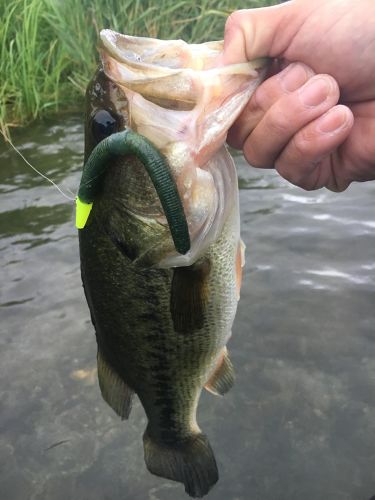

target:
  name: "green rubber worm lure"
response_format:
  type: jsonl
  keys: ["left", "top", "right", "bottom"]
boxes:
{"left": 76, "top": 128, "right": 191, "bottom": 255}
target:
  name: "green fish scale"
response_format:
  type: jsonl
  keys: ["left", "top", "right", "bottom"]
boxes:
{"left": 79, "top": 202, "right": 239, "bottom": 443}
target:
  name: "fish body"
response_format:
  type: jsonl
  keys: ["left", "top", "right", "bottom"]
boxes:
{"left": 79, "top": 32, "right": 267, "bottom": 497}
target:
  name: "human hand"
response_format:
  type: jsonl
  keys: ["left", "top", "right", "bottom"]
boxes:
{"left": 222, "top": 0, "right": 375, "bottom": 191}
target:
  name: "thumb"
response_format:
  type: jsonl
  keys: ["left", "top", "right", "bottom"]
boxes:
{"left": 221, "top": 3, "right": 294, "bottom": 65}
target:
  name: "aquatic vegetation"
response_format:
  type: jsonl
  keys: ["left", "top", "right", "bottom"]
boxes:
{"left": 0, "top": 0, "right": 277, "bottom": 137}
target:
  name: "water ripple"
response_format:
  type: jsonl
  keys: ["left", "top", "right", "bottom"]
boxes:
{"left": 305, "top": 268, "right": 370, "bottom": 285}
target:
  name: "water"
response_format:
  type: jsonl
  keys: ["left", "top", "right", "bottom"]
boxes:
{"left": 1, "top": 115, "right": 375, "bottom": 500}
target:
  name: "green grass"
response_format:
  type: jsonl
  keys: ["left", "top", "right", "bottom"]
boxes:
{"left": 1, "top": 0, "right": 277, "bottom": 137}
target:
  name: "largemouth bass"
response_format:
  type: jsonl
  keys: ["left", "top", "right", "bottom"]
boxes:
{"left": 78, "top": 30, "right": 267, "bottom": 498}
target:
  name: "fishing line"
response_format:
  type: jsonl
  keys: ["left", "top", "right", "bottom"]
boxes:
{"left": 5, "top": 137, "right": 76, "bottom": 202}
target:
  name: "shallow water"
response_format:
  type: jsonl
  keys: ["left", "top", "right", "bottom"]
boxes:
{"left": 1, "top": 115, "right": 374, "bottom": 500}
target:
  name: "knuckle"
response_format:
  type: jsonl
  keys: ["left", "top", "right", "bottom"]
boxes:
{"left": 303, "top": 180, "right": 321, "bottom": 191}
{"left": 276, "top": 161, "right": 308, "bottom": 188}
{"left": 224, "top": 10, "right": 244, "bottom": 34}
{"left": 265, "top": 111, "right": 290, "bottom": 137}
{"left": 243, "top": 143, "right": 258, "bottom": 167}
{"left": 290, "top": 129, "right": 316, "bottom": 158}
{"left": 276, "top": 151, "right": 324, "bottom": 190}
{"left": 328, "top": 182, "right": 349, "bottom": 193}
{"left": 224, "top": 10, "right": 253, "bottom": 60}
{"left": 243, "top": 141, "right": 272, "bottom": 169}
{"left": 243, "top": 90, "right": 265, "bottom": 120}
{"left": 250, "top": 85, "right": 269, "bottom": 114}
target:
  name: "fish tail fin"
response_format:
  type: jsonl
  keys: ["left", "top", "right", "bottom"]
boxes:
{"left": 143, "top": 428, "right": 218, "bottom": 498}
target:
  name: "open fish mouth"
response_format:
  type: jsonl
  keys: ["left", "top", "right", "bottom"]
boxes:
{"left": 93, "top": 30, "right": 269, "bottom": 267}
{"left": 100, "top": 29, "right": 268, "bottom": 106}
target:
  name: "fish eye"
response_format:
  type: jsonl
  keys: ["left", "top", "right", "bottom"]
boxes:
{"left": 91, "top": 109, "right": 118, "bottom": 143}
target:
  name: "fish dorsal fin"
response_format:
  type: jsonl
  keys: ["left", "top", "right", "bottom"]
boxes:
{"left": 170, "top": 259, "right": 211, "bottom": 334}
{"left": 205, "top": 347, "right": 235, "bottom": 396}
{"left": 97, "top": 350, "right": 134, "bottom": 419}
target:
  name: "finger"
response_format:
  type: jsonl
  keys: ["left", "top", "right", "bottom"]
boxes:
{"left": 227, "top": 62, "right": 315, "bottom": 149}
{"left": 242, "top": 74, "right": 340, "bottom": 168}
{"left": 221, "top": 3, "right": 294, "bottom": 64}
{"left": 275, "top": 105, "right": 354, "bottom": 190}
{"left": 336, "top": 100, "right": 375, "bottom": 183}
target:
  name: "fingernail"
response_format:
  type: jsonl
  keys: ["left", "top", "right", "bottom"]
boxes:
{"left": 279, "top": 63, "right": 311, "bottom": 92}
{"left": 317, "top": 107, "right": 349, "bottom": 134}
{"left": 299, "top": 77, "right": 331, "bottom": 107}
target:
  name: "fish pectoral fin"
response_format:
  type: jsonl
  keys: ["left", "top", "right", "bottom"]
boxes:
{"left": 205, "top": 347, "right": 235, "bottom": 396}
{"left": 103, "top": 206, "right": 174, "bottom": 267}
{"left": 143, "top": 428, "right": 218, "bottom": 498}
{"left": 97, "top": 350, "right": 134, "bottom": 420}
{"left": 170, "top": 259, "right": 211, "bottom": 334}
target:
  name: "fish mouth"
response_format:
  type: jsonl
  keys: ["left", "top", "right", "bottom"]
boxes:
{"left": 100, "top": 29, "right": 268, "bottom": 72}
{"left": 97, "top": 30, "right": 270, "bottom": 267}
{"left": 99, "top": 29, "right": 269, "bottom": 108}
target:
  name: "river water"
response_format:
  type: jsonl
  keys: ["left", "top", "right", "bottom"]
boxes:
{"left": 1, "top": 115, "right": 374, "bottom": 500}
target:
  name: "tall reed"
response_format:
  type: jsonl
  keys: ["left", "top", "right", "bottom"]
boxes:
{"left": 1, "top": 0, "right": 277, "bottom": 136}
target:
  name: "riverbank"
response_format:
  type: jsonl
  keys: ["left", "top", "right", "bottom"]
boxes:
{"left": 1, "top": 0, "right": 276, "bottom": 137}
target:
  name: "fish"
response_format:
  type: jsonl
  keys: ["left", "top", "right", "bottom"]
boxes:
{"left": 78, "top": 29, "right": 268, "bottom": 498}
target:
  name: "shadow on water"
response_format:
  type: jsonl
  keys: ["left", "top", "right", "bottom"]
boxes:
{"left": 1, "top": 115, "right": 375, "bottom": 500}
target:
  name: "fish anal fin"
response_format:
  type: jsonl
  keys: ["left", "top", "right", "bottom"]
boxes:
{"left": 143, "top": 428, "right": 218, "bottom": 498}
{"left": 205, "top": 347, "right": 235, "bottom": 396}
{"left": 97, "top": 350, "right": 134, "bottom": 420}
{"left": 170, "top": 259, "right": 211, "bottom": 334}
